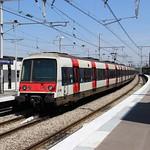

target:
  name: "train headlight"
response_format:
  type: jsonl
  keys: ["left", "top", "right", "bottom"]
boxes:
{"left": 48, "top": 85, "right": 53, "bottom": 91}
{"left": 22, "top": 85, "right": 27, "bottom": 91}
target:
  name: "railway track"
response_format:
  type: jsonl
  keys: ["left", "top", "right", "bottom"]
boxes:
{"left": 0, "top": 115, "right": 49, "bottom": 139}
{"left": 0, "top": 107, "right": 13, "bottom": 116}
{"left": 0, "top": 115, "right": 24, "bottom": 127}
{"left": 24, "top": 76, "right": 144, "bottom": 150}
{"left": 0, "top": 76, "right": 144, "bottom": 150}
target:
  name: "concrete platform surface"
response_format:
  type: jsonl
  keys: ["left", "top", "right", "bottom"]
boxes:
{"left": 97, "top": 91, "right": 150, "bottom": 150}
{"left": 0, "top": 91, "right": 16, "bottom": 102}
{"left": 50, "top": 75, "right": 150, "bottom": 150}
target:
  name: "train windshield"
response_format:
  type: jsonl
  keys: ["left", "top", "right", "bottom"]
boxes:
{"left": 21, "top": 59, "right": 57, "bottom": 82}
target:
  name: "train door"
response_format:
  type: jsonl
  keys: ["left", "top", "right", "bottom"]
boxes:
{"left": 105, "top": 63, "right": 109, "bottom": 87}
{"left": 91, "top": 61, "right": 97, "bottom": 90}
{"left": 72, "top": 58, "right": 80, "bottom": 94}
{"left": 62, "top": 67, "right": 69, "bottom": 96}
{"left": 8, "top": 64, "right": 11, "bottom": 89}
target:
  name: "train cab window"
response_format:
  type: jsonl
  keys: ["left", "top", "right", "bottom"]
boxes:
{"left": 21, "top": 59, "right": 57, "bottom": 82}
{"left": 21, "top": 60, "right": 31, "bottom": 81}
{"left": 32, "top": 59, "right": 56, "bottom": 82}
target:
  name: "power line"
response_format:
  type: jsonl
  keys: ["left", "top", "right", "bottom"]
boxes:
{"left": 103, "top": 1, "right": 139, "bottom": 56}
{"left": 2, "top": 7, "right": 102, "bottom": 49}
{"left": 48, "top": 2, "right": 130, "bottom": 61}
{"left": 6, "top": 32, "right": 51, "bottom": 44}
{"left": 64, "top": 0, "right": 138, "bottom": 56}
{"left": 51, "top": 4, "right": 115, "bottom": 47}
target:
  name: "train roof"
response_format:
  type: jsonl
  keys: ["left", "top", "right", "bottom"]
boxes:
{"left": 25, "top": 52, "right": 107, "bottom": 62}
{"left": 25, "top": 52, "right": 72, "bottom": 59}
{"left": 24, "top": 52, "right": 134, "bottom": 68}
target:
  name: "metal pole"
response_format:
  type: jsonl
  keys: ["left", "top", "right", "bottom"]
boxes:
{"left": 149, "top": 52, "right": 150, "bottom": 67}
{"left": 59, "top": 37, "right": 61, "bottom": 52}
{"left": 98, "top": 33, "right": 100, "bottom": 61}
{"left": 13, "top": 25, "right": 17, "bottom": 91}
{"left": 0, "top": 1, "right": 4, "bottom": 93}
{"left": 140, "top": 47, "right": 142, "bottom": 74}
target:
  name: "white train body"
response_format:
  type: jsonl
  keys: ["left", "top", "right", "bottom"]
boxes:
{"left": 16, "top": 52, "right": 136, "bottom": 107}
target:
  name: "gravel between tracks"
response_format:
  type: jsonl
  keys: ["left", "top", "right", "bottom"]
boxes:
{"left": 0, "top": 114, "right": 21, "bottom": 124}
{"left": 0, "top": 76, "right": 139, "bottom": 150}
{"left": 0, "top": 118, "right": 25, "bottom": 135}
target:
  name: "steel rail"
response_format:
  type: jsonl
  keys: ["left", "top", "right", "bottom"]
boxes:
{"left": 0, "top": 116, "right": 49, "bottom": 138}
{"left": 25, "top": 77, "right": 141, "bottom": 150}
{"left": 0, "top": 115, "right": 24, "bottom": 126}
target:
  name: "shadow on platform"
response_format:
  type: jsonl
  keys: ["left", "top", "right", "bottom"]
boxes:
{"left": 122, "top": 101, "right": 150, "bottom": 124}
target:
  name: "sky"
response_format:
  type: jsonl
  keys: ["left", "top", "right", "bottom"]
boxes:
{"left": 2, "top": 0, "right": 150, "bottom": 67}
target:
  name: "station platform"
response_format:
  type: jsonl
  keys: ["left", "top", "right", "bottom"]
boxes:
{"left": 50, "top": 75, "right": 150, "bottom": 150}
{"left": 0, "top": 90, "right": 15, "bottom": 103}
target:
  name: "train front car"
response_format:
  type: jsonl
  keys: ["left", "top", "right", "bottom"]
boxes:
{"left": 15, "top": 55, "right": 57, "bottom": 109}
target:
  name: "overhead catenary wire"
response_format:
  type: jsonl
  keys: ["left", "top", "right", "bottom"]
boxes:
{"left": 50, "top": 4, "right": 115, "bottom": 47}
{"left": 103, "top": 0, "right": 140, "bottom": 56}
{"left": 5, "top": 32, "right": 54, "bottom": 45}
{"left": 3, "top": 3, "right": 130, "bottom": 63}
{"left": 4, "top": 7, "right": 120, "bottom": 59}
{"left": 2, "top": 7, "right": 101, "bottom": 49}
{"left": 64, "top": 0, "right": 139, "bottom": 56}
{"left": 47, "top": 3, "right": 125, "bottom": 57}
{"left": 47, "top": 2, "right": 130, "bottom": 61}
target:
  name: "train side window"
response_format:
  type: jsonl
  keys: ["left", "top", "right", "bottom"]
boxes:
{"left": 69, "top": 68, "right": 73, "bottom": 84}
{"left": 84, "top": 68, "right": 92, "bottom": 82}
{"left": 110, "top": 69, "right": 115, "bottom": 78}
{"left": 62, "top": 67, "right": 73, "bottom": 85}
{"left": 80, "top": 68, "right": 84, "bottom": 83}
{"left": 96, "top": 69, "right": 105, "bottom": 80}
{"left": 62, "top": 67, "right": 67, "bottom": 85}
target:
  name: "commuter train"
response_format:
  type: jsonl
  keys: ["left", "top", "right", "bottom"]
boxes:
{"left": 15, "top": 52, "right": 136, "bottom": 108}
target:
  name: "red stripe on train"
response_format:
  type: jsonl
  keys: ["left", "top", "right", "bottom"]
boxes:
{"left": 19, "top": 82, "right": 56, "bottom": 93}
{"left": 71, "top": 58, "right": 80, "bottom": 93}
{"left": 105, "top": 63, "right": 109, "bottom": 87}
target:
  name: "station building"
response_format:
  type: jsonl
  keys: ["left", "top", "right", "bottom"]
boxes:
{"left": 1, "top": 56, "right": 23, "bottom": 91}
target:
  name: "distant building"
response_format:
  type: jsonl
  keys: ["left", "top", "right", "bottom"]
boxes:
{"left": 2, "top": 56, "right": 23, "bottom": 91}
